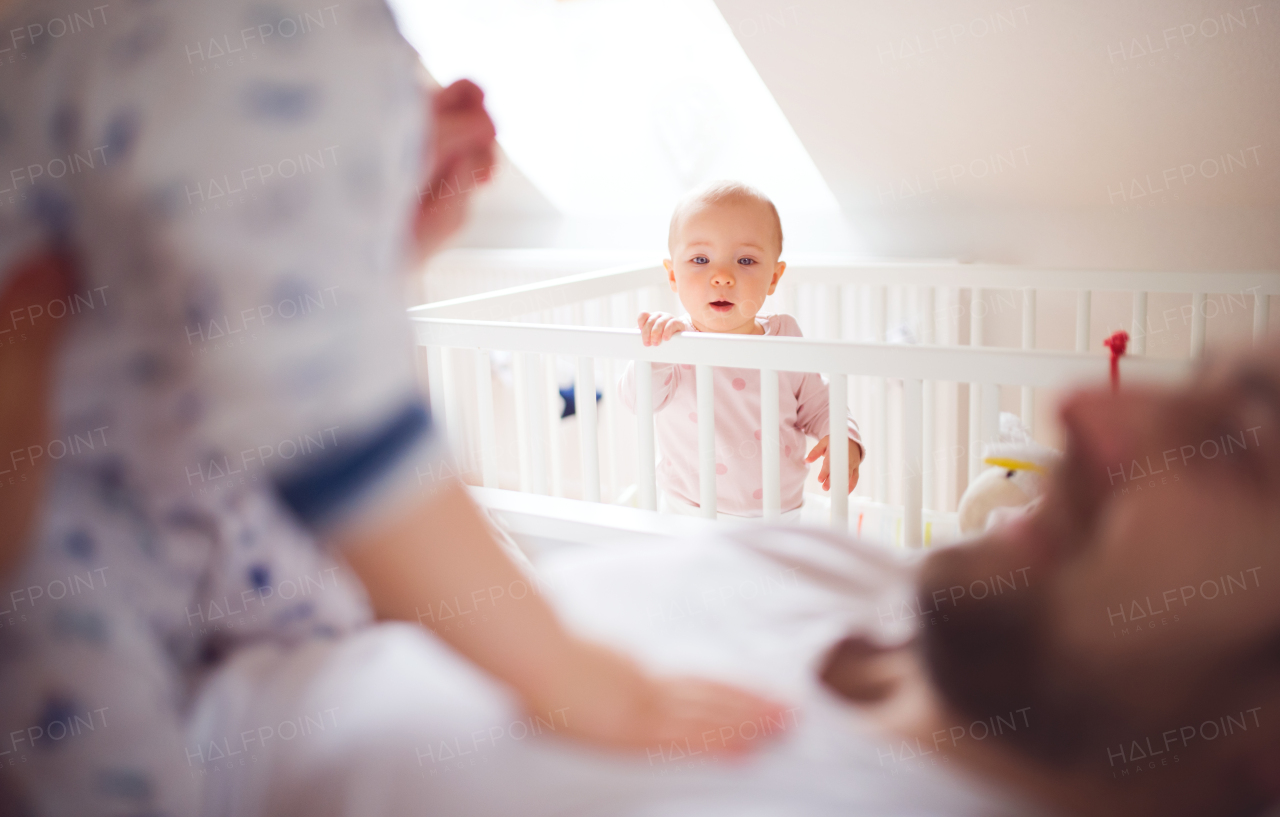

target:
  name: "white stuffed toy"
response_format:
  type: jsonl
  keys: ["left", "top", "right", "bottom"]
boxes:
{"left": 957, "top": 413, "right": 1060, "bottom": 535}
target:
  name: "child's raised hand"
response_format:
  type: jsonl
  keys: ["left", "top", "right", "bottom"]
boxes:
{"left": 411, "top": 79, "right": 497, "bottom": 264}
{"left": 638, "top": 312, "right": 687, "bottom": 347}
{"left": 806, "top": 436, "right": 863, "bottom": 493}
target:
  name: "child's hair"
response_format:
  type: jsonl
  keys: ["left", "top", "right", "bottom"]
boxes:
{"left": 667, "top": 180, "right": 783, "bottom": 256}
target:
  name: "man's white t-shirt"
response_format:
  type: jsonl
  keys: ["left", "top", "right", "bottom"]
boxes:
{"left": 191, "top": 527, "right": 1045, "bottom": 816}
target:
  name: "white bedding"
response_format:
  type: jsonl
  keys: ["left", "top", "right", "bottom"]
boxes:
{"left": 188, "top": 528, "right": 1043, "bottom": 817}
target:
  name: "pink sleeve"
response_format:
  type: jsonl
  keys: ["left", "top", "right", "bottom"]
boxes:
{"left": 773, "top": 314, "right": 865, "bottom": 457}
{"left": 794, "top": 373, "right": 866, "bottom": 457}
{"left": 617, "top": 360, "right": 681, "bottom": 413}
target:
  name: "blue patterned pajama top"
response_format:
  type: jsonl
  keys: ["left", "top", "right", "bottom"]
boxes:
{"left": 0, "top": 1, "right": 445, "bottom": 813}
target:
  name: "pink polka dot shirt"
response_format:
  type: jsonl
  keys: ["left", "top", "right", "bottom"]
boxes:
{"left": 618, "top": 313, "right": 863, "bottom": 516}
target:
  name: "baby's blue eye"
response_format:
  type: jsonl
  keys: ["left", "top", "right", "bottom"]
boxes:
{"left": 738, "top": 258, "right": 756, "bottom": 265}
{"left": 692, "top": 256, "right": 708, "bottom": 264}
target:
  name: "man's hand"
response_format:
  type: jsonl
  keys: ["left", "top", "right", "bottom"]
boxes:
{"left": 411, "top": 78, "right": 497, "bottom": 264}
{"left": 638, "top": 312, "right": 687, "bottom": 347}
{"left": 806, "top": 436, "right": 862, "bottom": 493}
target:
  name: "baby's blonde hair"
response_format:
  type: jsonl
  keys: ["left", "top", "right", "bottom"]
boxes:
{"left": 667, "top": 181, "right": 783, "bottom": 256}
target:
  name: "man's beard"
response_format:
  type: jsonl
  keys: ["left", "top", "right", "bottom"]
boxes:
{"left": 916, "top": 544, "right": 1128, "bottom": 771}
{"left": 917, "top": 427, "right": 1137, "bottom": 772}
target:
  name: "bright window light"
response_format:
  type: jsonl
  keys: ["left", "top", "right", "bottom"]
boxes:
{"left": 387, "top": 0, "right": 841, "bottom": 220}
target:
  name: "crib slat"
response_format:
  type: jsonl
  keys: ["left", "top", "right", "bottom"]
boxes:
{"left": 528, "top": 354, "right": 550, "bottom": 494}
{"left": 797, "top": 282, "right": 813, "bottom": 336}
{"left": 888, "top": 285, "right": 902, "bottom": 341}
{"left": 601, "top": 358, "right": 619, "bottom": 502}
{"left": 760, "top": 368, "right": 781, "bottom": 520}
{"left": 970, "top": 287, "right": 985, "bottom": 348}
{"left": 544, "top": 354, "right": 563, "bottom": 497}
{"left": 1190, "top": 293, "right": 1207, "bottom": 358}
{"left": 1020, "top": 288, "right": 1035, "bottom": 435}
{"left": 840, "top": 284, "right": 856, "bottom": 340}
{"left": 874, "top": 285, "right": 887, "bottom": 342}
{"left": 625, "top": 291, "right": 638, "bottom": 331}
{"left": 981, "top": 383, "right": 1000, "bottom": 462}
{"left": 905, "top": 285, "right": 917, "bottom": 344}
{"left": 603, "top": 298, "right": 620, "bottom": 502}
{"left": 475, "top": 350, "right": 498, "bottom": 489}
{"left": 937, "top": 286, "right": 957, "bottom": 510}
{"left": 576, "top": 356, "right": 600, "bottom": 502}
{"left": 873, "top": 377, "right": 888, "bottom": 504}
{"left": 968, "top": 288, "right": 984, "bottom": 482}
{"left": 922, "top": 380, "right": 936, "bottom": 511}
{"left": 1255, "top": 291, "right": 1270, "bottom": 342}
{"left": 440, "top": 348, "right": 465, "bottom": 466}
{"left": 903, "top": 378, "right": 923, "bottom": 548}
{"left": 512, "top": 353, "right": 533, "bottom": 493}
{"left": 636, "top": 361, "right": 657, "bottom": 511}
{"left": 873, "top": 286, "right": 888, "bottom": 503}
{"left": 824, "top": 284, "right": 841, "bottom": 340}
{"left": 1075, "top": 290, "right": 1091, "bottom": 352}
{"left": 1020, "top": 289, "right": 1035, "bottom": 342}
{"left": 1132, "top": 291, "right": 1148, "bottom": 354}
{"left": 920, "top": 286, "right": 936, "bottom": 344}
{"left": 938, "top": 286, "right": 953, "bottom": 347}
{"left": 696, "top": 364, "right": 717, "bottom": 519}
{"left": 426, "top": 345, "right": 447, "bottom": 443}
{"left": 828, "top": 372, "right": 849, "bottom": 531}
{"left": 967, "top": 385, "right": 981, "bottom": 483}
{"left": 920, "top": 287, "right": 935, "bottom": 512}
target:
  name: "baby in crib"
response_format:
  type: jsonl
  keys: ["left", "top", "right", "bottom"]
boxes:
{"left": 619, "top": 181, "right": 864, "bottom": 520}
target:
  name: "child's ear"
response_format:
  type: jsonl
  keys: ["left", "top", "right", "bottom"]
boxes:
{"left": 767, "top": 260, "right": 786, "bottom": 295}
{"left": 663, "top": 259, "right": 678, "bottom": 292}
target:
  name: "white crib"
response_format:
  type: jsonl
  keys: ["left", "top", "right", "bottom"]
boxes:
{"left": 410, "top": 257, "right": 1278, "bottom": 551}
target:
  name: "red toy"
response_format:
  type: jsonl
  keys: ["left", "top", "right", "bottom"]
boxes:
{"left": 1103, "top": 330, "right": 1129, "bottom": 392}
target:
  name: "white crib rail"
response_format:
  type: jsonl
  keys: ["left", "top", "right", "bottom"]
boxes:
{"left": 411, "top": 263, "right": 662, "bottom": 321}
{"left": 414, "top": 318, "right": 1189, "bottom": 548}
{"left": 414, "top": 261, "right": 1280, "bottom": 339}
{"left": 413, "top": 258, "right": 1277, "bottom": 546}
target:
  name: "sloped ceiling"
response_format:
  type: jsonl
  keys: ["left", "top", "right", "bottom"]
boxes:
{"left": 712, "top": 0, "right": 1280, "bottom": 267}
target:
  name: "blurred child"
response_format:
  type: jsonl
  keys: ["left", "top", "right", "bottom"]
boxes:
{"left": 619, "top": 181, "right": 864, "bottom": 520}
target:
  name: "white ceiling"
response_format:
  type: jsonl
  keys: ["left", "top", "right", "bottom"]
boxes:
{"left": 713, "top": 0, "right": 1278, "bottom": 211}
{"left": 710, "top": 0, "right": 1279, "bottom": 266}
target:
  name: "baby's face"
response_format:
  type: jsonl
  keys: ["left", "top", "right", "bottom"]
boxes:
{"left": 665, "top": 199, "right": 785, "bottom": 334}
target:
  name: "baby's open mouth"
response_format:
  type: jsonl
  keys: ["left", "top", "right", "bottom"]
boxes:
{"left": 709, "top": 300, "right": 735, "bottom": 313}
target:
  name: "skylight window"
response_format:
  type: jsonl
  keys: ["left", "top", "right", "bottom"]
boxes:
{"left": 387, "top": 0, "right": 841, "bottom": 221}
